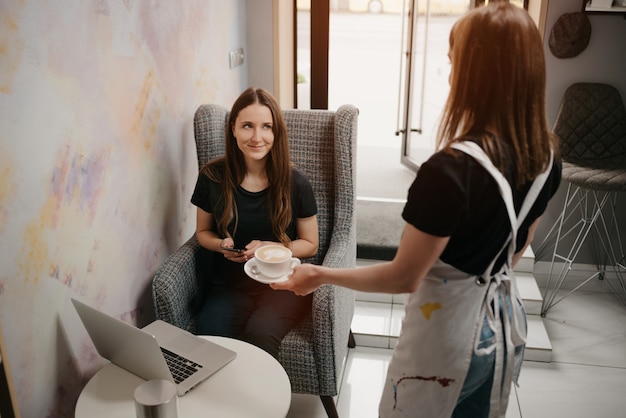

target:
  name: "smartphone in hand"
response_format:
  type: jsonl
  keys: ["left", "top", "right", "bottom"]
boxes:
{"left": 222, "top": 247, "right": 244, "bottom": 253}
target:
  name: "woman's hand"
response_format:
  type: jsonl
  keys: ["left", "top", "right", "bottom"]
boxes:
{"left": 220, "top": 238, "right": 247, "bottom": 263}
{"left": 270, "top": 264, "right": 323, "bottom": 296}
{"left": 243, "top": 240, "right": 265, "bottom": 254}
{"left": 223, "top": 240, "right": 275, "bottom": 263}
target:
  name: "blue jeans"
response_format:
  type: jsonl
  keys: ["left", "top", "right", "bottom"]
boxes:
{"left": 452, "top": 295, "right": 526, "bottom": 418}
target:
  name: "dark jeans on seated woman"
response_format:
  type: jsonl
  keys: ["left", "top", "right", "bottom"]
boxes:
{"left": 196, "top": 282, "right": 312, "bottom": 359}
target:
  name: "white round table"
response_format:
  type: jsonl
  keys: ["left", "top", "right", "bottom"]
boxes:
{"left": 75, "top": 336, "right": 291, "bottom": 418}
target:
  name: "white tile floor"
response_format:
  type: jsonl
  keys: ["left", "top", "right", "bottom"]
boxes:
{"left": 286, "top": 275, "right": 626, "bottom": 418}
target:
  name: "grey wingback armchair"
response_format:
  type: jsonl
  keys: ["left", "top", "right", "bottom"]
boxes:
{"left": 152, "top": 103, "right": 358, "bottom": 417}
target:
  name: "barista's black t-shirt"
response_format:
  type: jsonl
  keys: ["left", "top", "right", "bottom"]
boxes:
{"left": 402, "top": 142, "right": 561, "bottom": 276}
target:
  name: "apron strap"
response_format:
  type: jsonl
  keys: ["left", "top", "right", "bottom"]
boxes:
{"left": 450, "top": 141, "right": 553, "bottom": 275}
{"left": 451, "top": 142, "right": 517, "bottom": 274}
{"left": 516, "top": 151, "right": 554, "bottom": 228}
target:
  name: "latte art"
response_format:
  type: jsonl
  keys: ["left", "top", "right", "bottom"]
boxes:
{"left": 253, "top": 245, "right": 299, "bottom": 279}
{"left": 256, "top": 246, "right": 290, "bottom": 262}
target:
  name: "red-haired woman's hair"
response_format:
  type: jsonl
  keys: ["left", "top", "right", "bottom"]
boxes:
{"left": 438, "top": 2, "right": 557, "bottom": 186}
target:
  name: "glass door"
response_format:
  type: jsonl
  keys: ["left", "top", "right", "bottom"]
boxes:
{"left": 399, "top": 0, "right": 528, "bottom": 170}
{"left": 399, "top": 0, "right": 471, "bottom": 170}
{"left": 298, "top": 0, "right": 414, "bottom": 200}
{"left": 296, "top": 0, "right": 529, "bottom": 195}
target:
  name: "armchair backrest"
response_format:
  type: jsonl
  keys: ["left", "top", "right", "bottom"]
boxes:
{"left": 193, "top": 104, "right": 359, "bottom": 265}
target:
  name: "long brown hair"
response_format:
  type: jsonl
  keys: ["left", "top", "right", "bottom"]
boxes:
{"left": 438, "top": 2, "right": 557, "bottom": 187}
{"left": 202, "top": 87, "right": 292, "bottom": 245}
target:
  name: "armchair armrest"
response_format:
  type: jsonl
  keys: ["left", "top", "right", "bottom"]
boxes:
{"left": 152, "top": 235, "right": 210, "bottom": 331}
{"left": 311, "top": 227, "right": 357, "bottom": 392}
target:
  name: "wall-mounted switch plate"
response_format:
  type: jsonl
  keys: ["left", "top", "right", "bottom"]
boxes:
{"left": 229, "top": 48, "right": 244, "bottom": 69}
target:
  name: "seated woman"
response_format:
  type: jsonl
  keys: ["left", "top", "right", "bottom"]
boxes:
{"left": 190, "top": 87, "right": 319, "bottom": 358}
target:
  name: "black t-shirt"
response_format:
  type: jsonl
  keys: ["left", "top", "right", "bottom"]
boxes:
{"left": 402, "top": 145, "right": 561, "bottom": 276}
{"left": 191, "top": 166, "right": 317, "bottom": 286}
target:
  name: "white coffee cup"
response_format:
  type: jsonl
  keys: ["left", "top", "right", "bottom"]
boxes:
{"left": 254, "top": 245, "right": 301, "bottom": 278}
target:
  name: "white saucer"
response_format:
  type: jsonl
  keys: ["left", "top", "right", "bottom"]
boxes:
{"left": 244, "top": 259, "right": 289, "bottom": 284}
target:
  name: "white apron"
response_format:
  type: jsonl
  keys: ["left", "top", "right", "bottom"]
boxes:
{"left": 379, "top": 142, "right": 553, "bottom": 418}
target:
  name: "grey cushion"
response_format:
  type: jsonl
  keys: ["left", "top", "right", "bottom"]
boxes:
{"left": 563, "top": 162, "right": 626, "bottom": 192}
{"left": 153, "top": 104, "right": 359, "bottom": 397}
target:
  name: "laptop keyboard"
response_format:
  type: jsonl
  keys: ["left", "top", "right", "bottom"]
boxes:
{"left": 161, "top": 347, "right": 203, "bottom": 384}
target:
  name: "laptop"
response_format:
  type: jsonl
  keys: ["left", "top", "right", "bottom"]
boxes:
{"left": 71, "top": 298, "right": 236, "bottom": 396}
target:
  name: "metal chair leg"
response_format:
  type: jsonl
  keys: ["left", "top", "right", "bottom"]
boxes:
{"left": 541, "top": 184, "right": 626, "bottom": 316}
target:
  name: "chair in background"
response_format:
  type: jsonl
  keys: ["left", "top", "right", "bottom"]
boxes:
{"left": 153, "top": 103, "right": 358, "bottom": 417}
{"left": 538, "top": 82, "right": 626, "bottom": 316}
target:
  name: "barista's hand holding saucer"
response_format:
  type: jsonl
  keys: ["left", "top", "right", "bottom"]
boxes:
{"left": 270, "top": 262, "right": 324, "bottom": 296}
